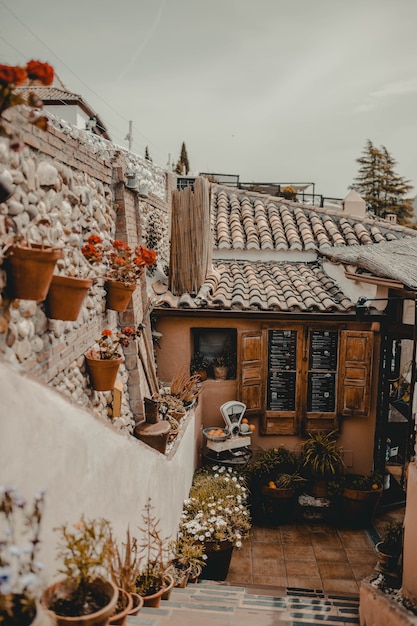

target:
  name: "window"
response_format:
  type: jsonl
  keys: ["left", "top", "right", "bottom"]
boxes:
{"left": 239, "top": 325, "right": 374, "bottom": 435}
{"left": 192, "top": 328, "right": 237, "bottom": 379}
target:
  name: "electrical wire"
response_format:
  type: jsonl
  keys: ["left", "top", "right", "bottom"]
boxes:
{"left": 0, "top": 1, "right": 168, "bottom": 161}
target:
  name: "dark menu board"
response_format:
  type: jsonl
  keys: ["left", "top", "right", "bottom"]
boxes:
{"left": 267, "top": 330, "right": 297, "bottom": 411}
{"left": 268, "top": 372, "right": 296, "bottom": 411}
{"left": 268, "top": 330, "right": 297, "bottom": 369}
{"left": 309, "top": 330, "right": 338, "bottom": 370}
{"left": 307, "top": 373, "right": 336, "bottom": 412}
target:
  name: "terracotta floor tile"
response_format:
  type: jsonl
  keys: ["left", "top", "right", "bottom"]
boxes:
{"left": 287, "top": 576, "right": 322, "bottom": 589}
{"left": 251, "top": 527, "right": 281, "bottom": 542}
{"left": 313, "top": 546, "right": 348, "bottom": 562}
{"left": 251, "top": 543, "right": 283, "bottom": 559}
{"left": 285, "top": 560, "right": 320, "bottom": 577}
{"left": 280, "top": 529, "right": 312, "bottom": 545}
{"left": 282, "top": 544, "right": 316, "bottom": 561}
{"left": 310, "top": 532, "right": 343, "bottom": 548}
{"left": 252, "top": 558, "right": 286, "bottom": 576}
{"left": 345, "top": 547, "right": 377, "bottom": 564}
{"left": 321, "top": 578, "right": 359, "bottom": 594}
{"left": 253, "top": 574, "right": 288, "bottom": 587}
{"left": 228, "top": 556, "right": 253, "bottom": 576}
{"left": 351, "top": 562, "right": 378, "bottom": 581}
{"left": 317, "top": 561, "right": 354, "bottom": 580}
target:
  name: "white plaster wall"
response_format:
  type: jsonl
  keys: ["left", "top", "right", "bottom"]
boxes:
{"left": 322, "top": 261, "right": 380, "bottom": 306}
{"left": 0, "top": 360, "right": 195, "bottom": 584}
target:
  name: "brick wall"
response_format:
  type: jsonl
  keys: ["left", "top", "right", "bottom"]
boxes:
{"left": 0, "top": 112, "right": 171, "bottom": 429}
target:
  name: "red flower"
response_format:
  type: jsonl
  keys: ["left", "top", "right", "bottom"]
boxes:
{"left": 102, "top": 329, "right": 112, "bottom": 337}
{"left": 88, "top": 234, "right": 102, "bottom": 245}
{"left": 113, "top": 240, "right": 130, "bottom": 251}
{"left": 0, "top": 65, "right": 27, "bottom": 86}
{"left": 26, "top": 60, "right": 54, "bottom": 86}
{"left": 137, "top": 246, "right": 157, "bottom": 267}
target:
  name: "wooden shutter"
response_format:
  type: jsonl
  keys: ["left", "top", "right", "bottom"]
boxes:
{"left": 337, "top": 330, "right": 374, "bottom": 417}
{"left": 238, "top": 330, "right": 265, "bottom": 415}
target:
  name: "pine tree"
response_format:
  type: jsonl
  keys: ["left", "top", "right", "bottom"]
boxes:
{"left": 350, "top": 140, "right": 415, "bottom": 224}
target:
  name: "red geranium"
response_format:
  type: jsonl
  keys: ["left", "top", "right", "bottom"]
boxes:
{"left": 26, "top": 60, "right": 54, "bottom": 86}
{"left": 92, "top": 326, "right": 143, "bottom": 360}
{"left": 82, "top": 234, "right": 156, "bottom": 284}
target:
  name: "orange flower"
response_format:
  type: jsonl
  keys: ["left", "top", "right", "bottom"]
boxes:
{"left": 82, "top": 233, "right": 157, "bottom": 284}
{"left": 26, "top": 60, "right": 54, "bottom": 86}
{"left": 102, "top": 329, "right": 112, "bottom": 337}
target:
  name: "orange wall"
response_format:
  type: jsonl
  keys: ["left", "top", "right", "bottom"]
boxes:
{"left": 154, "top": 314, "right": 379, "bottom": 474}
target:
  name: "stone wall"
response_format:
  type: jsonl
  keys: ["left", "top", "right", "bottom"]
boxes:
{"left": 0, "top": 111, "right": 172, "bottom": 431}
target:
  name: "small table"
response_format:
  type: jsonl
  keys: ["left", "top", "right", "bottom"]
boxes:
{"left": 202, "top": 446, "right": 253, "bottom": 469}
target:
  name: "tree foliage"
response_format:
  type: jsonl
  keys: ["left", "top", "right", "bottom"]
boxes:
{"left": 175, "top": 142, "right": 190, "bottom": 175}
{"left": 350, "top": 140, "right": 415, "bottom": 225}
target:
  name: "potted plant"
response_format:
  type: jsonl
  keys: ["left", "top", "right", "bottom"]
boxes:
{"left": 178, "top": 465, "right": 251, "bottom": 581}
{"left": 341, "top": 473, "right": 383, "bottom": 528}
{"left": 261, "top": 472, "right": 307, "bottom": 525}
{"left": 375, "top": 521, "right": 403, "bottom": 575}
{"left": 133, "top": 499, "right": 171, "bottom": 608}
{"left": 212, "top": 355, "right": 231, "bottom": 380}
{"left": 81, "top": 234, "right": 156, "bottom": 312}
{"left": 299, "top": 430, "right": 345, "bottom": 498}
{"left": 190, "top": 352, "right": 210, "bottom": 381}
{"left": 245, "top": 446, "right": 300, "bottom": 523}
{"left": 85, "top": 326, "right": 142, "bottom": 391}
{"left": 41, "top": 516, "right": 118, "bottom": 626}
{"left": 167, "top": 535, "right": 206, "bottom": 589}
{"left": 3, "top": 232, "right": 63, "bottom": 303}
{"left": 105, "top": 528, "right": 144, "bottom": 623}
{"left": 0, "top": 487, "right": 54, "bottom": 626}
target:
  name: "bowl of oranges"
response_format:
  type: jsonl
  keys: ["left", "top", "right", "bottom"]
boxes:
{"left": 203, "top": 427, "right": 230, "bottom": 442}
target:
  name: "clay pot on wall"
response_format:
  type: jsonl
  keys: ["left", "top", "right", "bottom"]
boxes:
{"left": 45, "top": 275, "right": 93, "bottom": 321}
{"left": 105, "top": 279, "right": 136, "bottom": 312}
{"left": 85, "top": 349, "right": 123, "bottom": 392}
{"left": 213, "top": 365, "right": 229, "bottom": 380}
{"left": 5, "top": 243, "right": 63, "bottom": 301}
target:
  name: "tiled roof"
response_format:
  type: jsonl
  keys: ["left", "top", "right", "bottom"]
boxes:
{"left": 211, "top": 186, "right": 414, "bottom": 251}
{"left": 155, "top": 261, "right": 354, "bottom": 312}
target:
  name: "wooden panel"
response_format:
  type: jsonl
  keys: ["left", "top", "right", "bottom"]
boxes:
{"left": 238, "top": 330, "right": 265, "bottom": 415}
{"left": 337, "top": 330, "right": 374, "bottom": 417}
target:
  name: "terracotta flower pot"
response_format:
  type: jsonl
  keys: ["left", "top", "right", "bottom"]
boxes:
{"left": 109, "top": 588, "right": 133, "bottom": 626}
{"left": 41, "top": 577, "right": 118, "bottom": 626}
{"left": 213, "top": 365, "right": 229, "bottom": 380}
{"left": 5, "top": 243, "right": 63, "bottom": 301}
{"left": 45, "top": 275, "right": 93, "bottom": 321}
{"left": 105, "top": 279, "right": 136, "bottom": 312}
{"left": 85, "top": 349, "right": 123, "bottom": 391}
{"left": 341, "top": 486, "right": 382, "bottom": 529}
{"left": 161, "top": 574, "right": 175, "bottom": 600}
{"left": 127, "top": 593, "right": 143, "bottom": 616}
{"left": 141, "top": 576, "right": 170, "bottom": 608}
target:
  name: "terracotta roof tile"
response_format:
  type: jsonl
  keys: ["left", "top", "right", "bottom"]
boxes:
{"left": 211, "top": 185, "right": 412, "bottom": 251}
{"left": 157, "top": 260, "right": 354, "bottom": 312}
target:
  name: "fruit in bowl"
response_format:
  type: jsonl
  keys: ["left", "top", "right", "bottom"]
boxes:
{"left": 203, "top": 427, "right": 229, "bottom": 442}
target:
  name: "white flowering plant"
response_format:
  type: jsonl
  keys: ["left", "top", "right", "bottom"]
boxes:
{"left": 178, "top": 465, "right": 251, "bottom": 549}
{"left": 0, "top": 487, "right": 46, "bottom": 624}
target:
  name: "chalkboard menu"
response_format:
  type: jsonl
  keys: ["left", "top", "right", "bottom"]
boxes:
{"left": 267, "top": 330, "right": 297, "bottom": 411}
{"left": 307, "top": 373, "right": 336, "bottom": 412}
{"left": 309, "top": 330, "right": 338, "bottom": 370}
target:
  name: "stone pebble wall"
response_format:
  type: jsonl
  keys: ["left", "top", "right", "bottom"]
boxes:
{"left": 0, "top": 112, "right": 171, "bottom": 431}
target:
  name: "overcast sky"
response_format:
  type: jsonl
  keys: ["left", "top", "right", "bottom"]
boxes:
{"left": 1, "top": 0, "right": 417, "bottom": 198}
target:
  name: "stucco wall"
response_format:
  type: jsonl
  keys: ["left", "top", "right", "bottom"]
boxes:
{"left": 0, "top": 360, "right": 195, "bottom": 582}
{"left": 154, "top": 314, "right": 378, "bottom": 474}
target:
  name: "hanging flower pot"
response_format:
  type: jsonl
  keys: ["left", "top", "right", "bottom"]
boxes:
{"left": 105, "top": 279, "right": 136, "bottom": 312}
{"left": 5, "top": 243, "right": 63, "bottom": 301}
{"left": 85, "top": 349, "right": 123, "bottom": 391}
{"left": 45, "top": 275, "right": 93, "bottom": 321}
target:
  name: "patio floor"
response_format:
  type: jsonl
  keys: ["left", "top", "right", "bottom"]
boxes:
{"left": 225, "top": 505, "right": 405, "bottom": 595}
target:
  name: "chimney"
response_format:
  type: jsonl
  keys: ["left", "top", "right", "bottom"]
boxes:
{"left": 385, "top": 213, "right": 397, "bottom": 224}
{"left": 342, "top": 190, "right": 366, "bottom": 217}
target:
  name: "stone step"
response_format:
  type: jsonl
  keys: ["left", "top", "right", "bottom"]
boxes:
{"left": 126, "top": 583, "right": 360, "bottom": 626}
